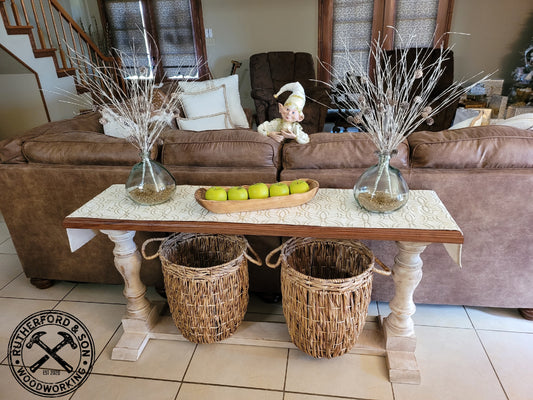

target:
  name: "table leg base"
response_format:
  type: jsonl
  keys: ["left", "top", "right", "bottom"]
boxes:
{"left": 386, "top": 350, "right": 421, "bottom": 384}
{"left": 380, "top": 316, "right": 420, "bottom": 383}
{"left": 111, "top": 303, "right": 162, "bottom": 361}
{"left": 109, "top": 308, "right": 420, "bottom": 384}
{"left": 112, "top": 332, "right": 151, "bottom": 361}
{"left": 112, "top": 314, "right": 385, "bottom": 354}
{"left": 382, "top": 316, "right": 417, "bottom": 352}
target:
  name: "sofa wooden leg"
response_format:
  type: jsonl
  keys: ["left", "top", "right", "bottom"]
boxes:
{"left": 29, "top": 278, "right": 54, "bottom": 289}
{"left": 518, "top": 308, "right": 533, "bottom": 320}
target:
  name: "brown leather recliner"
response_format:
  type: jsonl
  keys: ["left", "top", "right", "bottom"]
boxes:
{"left": 249, "top": 51, "right": 330, "bottom": 134}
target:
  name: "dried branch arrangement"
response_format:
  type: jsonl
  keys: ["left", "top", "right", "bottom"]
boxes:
{"left": 69, "top": 44, "right": 196, "bottom": 154}
{"left": 323, "top": 34, "right": 491, "bottom": 152}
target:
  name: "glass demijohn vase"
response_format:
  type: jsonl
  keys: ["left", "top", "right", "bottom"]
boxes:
{"left": 125, "top": 152, "right": 176, "bottom": 205}
{"left": 353, "top": 150, "right": 409, "bottom": 213}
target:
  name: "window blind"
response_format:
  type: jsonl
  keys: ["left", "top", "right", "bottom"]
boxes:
{"left": 152, "top": 0, "right": 197, "bottom": 78}
{"left": 394, "top": 0, "right": 438, "bottom": 48}
{"left": 332, "top": 0, "right": 374, "bottom": 78}
{"left": 103, "top": 0, "right": 197, "bottom": 78}
{"left": 104, "top": 0, "right": 150, "bottom": 69}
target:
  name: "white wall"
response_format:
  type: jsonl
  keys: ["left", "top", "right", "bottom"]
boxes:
{"left": 202, "top": 0, "right": 318, "bottom": 110}
{"left": 449, "top": 0, "right": 533, "bottom": 91}
{"left": 0, "top": 74, "right": 49, "bottom": 139}
{"left": 0, "top": 23, "right": 82, "bottom": 121}
{"left": 0, "top": 19, "right": 83, "bottom": 129}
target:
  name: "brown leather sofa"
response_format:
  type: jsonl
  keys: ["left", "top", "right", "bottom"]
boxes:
{"left": 1, "top": 112, "right": 532, "bottom": 314}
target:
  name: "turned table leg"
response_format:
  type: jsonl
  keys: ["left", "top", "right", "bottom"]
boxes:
{"left": 382, "top": 241, "right": 430, "bottom": 384}
{"left": 101, "top": 230, "right": 160, "bottom": 361}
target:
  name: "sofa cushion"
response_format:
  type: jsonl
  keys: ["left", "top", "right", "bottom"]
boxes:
{"left": 282, "top": 132, "right": 409, "bottom": 170}
{"left": 409, "top": 125, "right": 533, "bottom": 168}
{"left": 0, "top": 112, "right": 104, "bottom": 164}
{"left": 161, "top": 129, "right": 281, "bottom": 168}
{"left": 22, "top": 131, "right": 149, "bottom": 165}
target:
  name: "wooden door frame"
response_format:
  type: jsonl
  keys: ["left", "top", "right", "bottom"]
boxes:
{"left": 317, "top": 0, "right": 454, "bottom": 83}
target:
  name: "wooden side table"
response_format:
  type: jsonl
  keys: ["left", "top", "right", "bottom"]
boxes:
{"left": 64, "top": 185, "right": 463, "bottom": 385}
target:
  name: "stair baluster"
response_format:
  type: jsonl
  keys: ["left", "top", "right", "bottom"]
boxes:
{"left": 30, "top": 0, "right": 47, "bottom": 48}
{"left": 17, "top": 0, "right": 29, "bottom": 25}
{"left": 1, "top": 0, "right": 119, "bottom": 95}
{"left": 9, "top": 0, "right": 21, "bottom": 25}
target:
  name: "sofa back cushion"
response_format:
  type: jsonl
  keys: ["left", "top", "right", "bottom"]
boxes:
{"left": 409, "top": 126, "right": 533, "bottom": 168}
{"left": 161, "top": 129, "right": 282, "bottom": 168}
{"left": 282, "top": 132, "right": 409, "bottom": 170}
{"left": 22, "top": 130, "right": 150, "bottom": 165}
{"left": 0, "top": 112, "right": 105, "bottom": 164}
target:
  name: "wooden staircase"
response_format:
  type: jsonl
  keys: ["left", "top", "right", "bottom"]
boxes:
{"left": 0, "top": 0, "right": 118, "bottom": 94}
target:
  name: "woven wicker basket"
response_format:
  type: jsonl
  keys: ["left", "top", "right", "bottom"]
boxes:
{"left": 142, "top": 233, "right": 261, "bottom": 344}
{"left": 266, "top": 237, "right": 390, "bottom": 358}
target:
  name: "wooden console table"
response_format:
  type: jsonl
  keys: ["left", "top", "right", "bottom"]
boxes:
{"left": 63, "top": 185, "right": 463, "bottom": 385}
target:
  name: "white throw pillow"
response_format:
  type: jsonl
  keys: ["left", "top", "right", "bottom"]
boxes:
{"left": 100, "top": 107, "right": 175, "bottom": 138}
{"left": 493, "top": 113, "right": 533, "bottom": 130}
{"left": 179, "top": 75, "right": 249, "bottom": 128}
{"left": 177, "top": 113, "right": 231, "bottom": 131}
{"left": 180, "top": 85, "right": 229, "bottom": 119}
{"left": 100, "top": 108, "right": 130, "bottom": 139}
{"left": 449, "top": 113, "right": 483, "bottom": 130}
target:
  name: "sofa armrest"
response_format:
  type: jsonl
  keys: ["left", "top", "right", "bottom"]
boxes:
{"left": 243, "top": 108, "right": 254, "bottom": 128}
{"left": 251, "top": 88, "right": 277, "bottom": 104}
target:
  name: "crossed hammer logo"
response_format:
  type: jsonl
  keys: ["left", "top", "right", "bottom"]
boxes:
{"left": 26, "top": 331, "right": 78, "bottom": 373}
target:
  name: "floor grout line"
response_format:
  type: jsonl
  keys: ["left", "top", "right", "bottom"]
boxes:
{"left": 282, "top": 348, "right": 290, "bottom": 399}
{"left": 177, "top": 380, "right": 286, "bottom": 395}
{"left": 0, "top": 271, "right": 23, "bottom": 291}
{"left": 174, "top": 343, "right": 198, "bottom": 399}
{"left": 0, "top": 295, "right": 63, "bottom": 303}
{"left": 83, "top": 370, "right": 184, "bottom": 383}
{"left": 92, "top": 323, "right": 123, "bottom": 366}
{"left": 466, "top": 306, "right": 511, "bottom": 400}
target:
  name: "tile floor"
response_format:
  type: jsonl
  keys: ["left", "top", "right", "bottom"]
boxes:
{"left": 1, "top": 214, "right": 532, "bottom": 400}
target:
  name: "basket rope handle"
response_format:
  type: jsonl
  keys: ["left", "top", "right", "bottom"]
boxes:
{"left": 265, "top": 244, "right": 284, "bottom": 269}
{"left": 372, "top": 257, "right": 392, "bottom": 276}
{"left": 141, "top": 238, "right": 166, "bottom": 260}
{"left": 244, "top": 242, "right": 263, "bottom": 266}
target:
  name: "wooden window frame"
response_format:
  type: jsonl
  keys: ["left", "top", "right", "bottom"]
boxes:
{"left": 317, "top": 0, "right": 454, "bottom": 82}
{"left": 98, "top": 0, "right": 209, "bottom": 81}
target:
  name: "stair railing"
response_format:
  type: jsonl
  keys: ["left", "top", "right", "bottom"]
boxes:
{"left": 0, "top": 0, "right": 122, "bottom": 98}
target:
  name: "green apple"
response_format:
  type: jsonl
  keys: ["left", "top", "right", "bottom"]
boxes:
{"left": 289, "top": 179, "right": 310, "bottom": 194}
{"left": 205, "top": 186, "right": 227, "bottom": 201}
{"left": 248, "top": 182, "right": 269, "bottom": 199}
{"left": 269, "top": 182, "right": 290, "bottom": 197}
{"left": 227, "top": 186, "right": 248, "bottom": 200}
